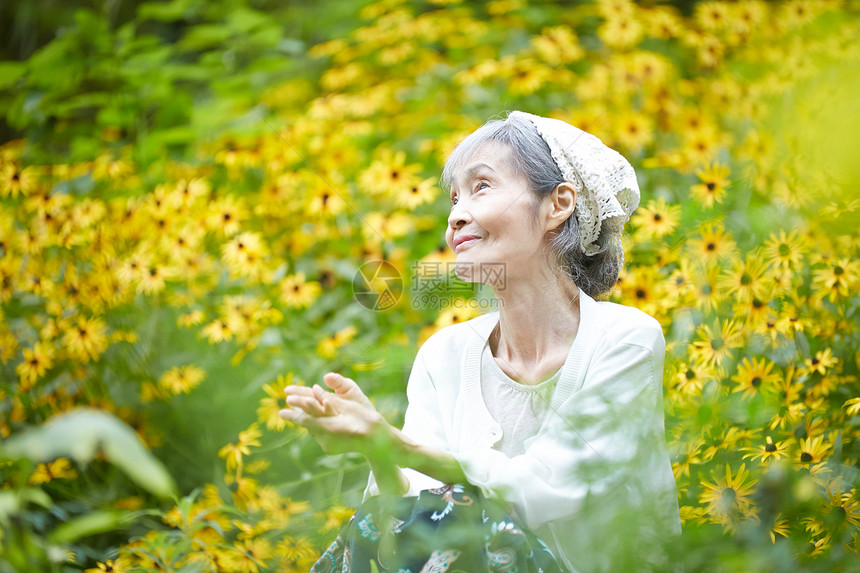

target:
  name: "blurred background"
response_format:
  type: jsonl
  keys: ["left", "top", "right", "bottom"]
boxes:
{"left": 0, "top": 0, "right": 858, "bottom": 571}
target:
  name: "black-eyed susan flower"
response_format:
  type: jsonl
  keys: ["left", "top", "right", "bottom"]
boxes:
{"left": 812, "top": 257, "right": 859, "bottom": 301}
{"left": 62, "top": 315, "right": 109, "bottom": 363}
{"left": 275, "top": 535, "right": 318, "bottom": 565}
{"left": 305, "top": 180, "right": 349, "bottom": 219}
{"left": 530, "top": 26, "right": 583, "bottom": 66}
{"left": 395, "top": 177, "right": 438, "bottom": 210}
{"left": 732, "top": 357, "right": 780, "bottom": 400}
{"left": 769, "top": 513, "right": 791, "bottom": 543}
{"left": 797, "top": 435, "right": 830, "bottom": 466}
{"left": 219, "top": 424, "right": 262, "bottom": 472}
{"left": 257, "top": 380, "right": 289, "bottom": 432}
{"left": 279, "top": 272, "right": 322, "bottom": 309}
{"left": 691, "top": 319, "right": 744, "bottom": 368}
{"left": 763, "top": 229, "right": 807, "bottom": 269}
{"left": 597, "top": 8, "right": 643, "bottom": 50}
{"left": 803, "top": 348, "right": 839, "bottom": 377}
{"left": 718, "top": 248, "right": 769, "bottom": 303}
{"left": 84, "top": 559, "right": 131, "bottom": 573}
{"left": 0, "top": 163, "right": 39, "bottom": 198}
{"left": 29, "top": 457, "right": 78, "bottom": 484}
{"left": 614, "top": 110, "right": 654, "bottom": 152}
{"left": 687, "top": 223, "right": 737, "bottom": 266}
{"left": 699, "top": 463, "right": 759, "bottom": 532}
{"left": 16, "top": 341, "right": 55, "bottom": 390}
{"left": 207, "top": 196, "right": 247, "bottom": 237}
{"left": 823, "top": 488, "right": 860, "bottom": 529}
{"left": 631, "top": 198, "right": 680, "bottom": 241}
{"left": 359, "top": 149, "right": 422, "bottom": 198}
{"left": 316, "top": 325, "right": 358, "bottom": 360}
{"left": 691, "top": 162, "right": 731, "bottom": 208}
{"left": 158, "top": 364, "right": 205, "bottom": 395}
{"left": 742, "top": 435, "right": 790, "bottom": 463}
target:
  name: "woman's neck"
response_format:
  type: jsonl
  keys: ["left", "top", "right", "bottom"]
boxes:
{"left": 490, "top": 273, "right": 581, "bottom": 368}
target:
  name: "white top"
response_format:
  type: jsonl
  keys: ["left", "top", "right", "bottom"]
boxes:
{"left": 480, "top": 341, "right": 560, "bottom": 457}
{"left": 363, "top": 290, "right": 681, "bottom": 573}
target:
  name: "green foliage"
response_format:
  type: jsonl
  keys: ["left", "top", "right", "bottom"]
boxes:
{"left": 0, "top": 408, "right": 177, "bottom": 499}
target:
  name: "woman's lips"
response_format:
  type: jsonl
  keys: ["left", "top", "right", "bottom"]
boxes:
{"left": 454, "top": 238, "right": 479, "bottom": 252}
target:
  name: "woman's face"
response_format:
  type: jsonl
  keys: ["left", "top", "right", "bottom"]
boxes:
{"left": 445, "top": 142, "right": 547, "bottom": 286}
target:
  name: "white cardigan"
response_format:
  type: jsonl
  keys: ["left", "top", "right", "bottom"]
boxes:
{"left": 364, "top": 290, "right": 681, "bottom": 572}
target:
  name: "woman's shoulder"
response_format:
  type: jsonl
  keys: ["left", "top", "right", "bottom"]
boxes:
{"left": 587, "top": 298, "right": 664, "bottom": 351}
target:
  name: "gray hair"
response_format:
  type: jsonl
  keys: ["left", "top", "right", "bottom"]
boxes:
{"left": 439, "top": 110, "right": 621, "bottom": 298}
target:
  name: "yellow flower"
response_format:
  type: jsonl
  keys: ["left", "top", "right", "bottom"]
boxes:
{"left": 769, "top": 513, "right": 791, "bottom": 543}
{"left": 15, "top": 341, "right": 55, "bottom": 390}
{"left": 631, "top": 198, "right": 680, "bottom": 241}
{"left": 207, "top": 196, "right": 248, "bottom": 236}
{"left": 530, "top": 26, "right": 583, "bottom": 66}
{"left": 279, "top": 272, "right": 322, "bottom": 309}
{"left": 62, "top": 315, "right": 109, "bottom": 363}
{"left": 844, "top": 397, "right": 860, "bottom": 417}
{"left": 717, "top": 249, "right": 769, "bottom": 303}
{"left": 136, "top": 262, "right": 176, "bottom": 295}
{"left": 159, "top": 364, "right": 206, "bottom": 395}
{"left": 618, "top": 265, "right": 662, "bottom": 318}
{"left": 177, "top": 309, "right": 205, "bottom": 328}
{"left": 218, "top": 424, "right": 262, "bottom": 471}
{"left": 763, "top": 229, "right": 807, "bottom": 269}
{"left": 823, "top": 489, "right": 860, "bottom": 528}
{"left": 812, "top": 257, "right": 858, "bottom": 301}
{"left": 694, "top": 1, "right": 730, "bottom": 31}
{"left": 687, "top": 224, "right": 737, "bottom": 265}
{"left": 359, "top": 149, "right": 422, "bottom": 198}
{"left": 699, "top": 463, "right": 758, "bottom": 532}
{"left": 316, "top": 325, "right": 358, "bottom": 360}
{"left": 84, "top": 559, "right": 129, "bottom": 573}
{"left": 598, "top": 11, "right": 643, "bottom": 49}
{"left": 202, "top": 318, "right": 233, "bottom": 343}
{"left": 0, "top": 163, "right": 40, "bottom": 198}
{"left": 691, "top": 319, "right": 744, "bottom": 368}
{"left": 803, "top": 348, "right": 839, "bottom": 377}
{"left": 690, "top": 162, "right": 731, "bottom": 208}
{"left": 394, "top": 177, "right": 438, "bottom": 210}
{"left": 221, "top": 231, "right": 269, "bottom": 282}
{"left": 797, "top": 435, "right": 829, "bottom": 466}
{"left": 731, "top": 357, "right": 779, "bottom": 400}
{"left": 258, "top": 380, "right": 289, "bottom": 431}
{"left": 29, "top": 457, "right": 78, "bottom": 484}
{"left": 741, "top": 436, "right": 790, "bottom": 463}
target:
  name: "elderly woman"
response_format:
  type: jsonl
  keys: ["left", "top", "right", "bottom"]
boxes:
{"left": 280, "top": 110, "right": 681, "bottom": 573}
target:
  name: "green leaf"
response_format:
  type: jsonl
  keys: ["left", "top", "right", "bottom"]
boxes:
{"left": 0, "top": 62, "right": 26, "bottom": 90}
{"left": 0, "top": 488, "right": 52, "bottom": 524}
{"left": 794, "top": 331, "right": 811, "bottom": 360}
{"left": 0, "top": 408, "right": 177, "bottom": 498}
{"left": 47, "top": 510, "right": 129, "bottom": 544}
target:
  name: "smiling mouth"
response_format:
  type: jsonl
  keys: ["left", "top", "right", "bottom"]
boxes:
{"left": 454, "top": 238, "right": 479, "bottom": 252}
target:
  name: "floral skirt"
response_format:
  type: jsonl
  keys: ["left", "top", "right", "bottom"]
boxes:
{"left": 311, "top": 483, "right": 569, "bottom": 573}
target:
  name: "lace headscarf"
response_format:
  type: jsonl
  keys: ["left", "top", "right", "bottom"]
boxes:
{"left": 509, "top": 111, "right": 640, "bottom": 257}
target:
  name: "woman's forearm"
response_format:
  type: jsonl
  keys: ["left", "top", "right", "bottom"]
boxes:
{"left": 364, "top": 419, "right": 468, "bottom": 495}
{"left": 386, "top": 424, "right": 468, "bottom": 485}
{"left": 367, "top": 459, "right": 409, "bottom": 495}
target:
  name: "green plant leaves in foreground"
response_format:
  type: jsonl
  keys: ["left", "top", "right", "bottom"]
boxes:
{"left": 0, "top": 408, "right": 177, "bottom": 499}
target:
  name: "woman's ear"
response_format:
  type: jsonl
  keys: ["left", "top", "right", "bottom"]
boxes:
{"left": 546, "top": 182, "right": 577, "bottom": 232}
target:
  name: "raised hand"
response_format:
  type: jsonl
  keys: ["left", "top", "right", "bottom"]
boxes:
{"left": 279, "top": 373, "right": 390, "bottom": 457}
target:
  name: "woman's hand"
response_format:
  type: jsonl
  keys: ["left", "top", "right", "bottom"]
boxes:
{"left": 279, "top": 373, "right": 390, "bottom": 458}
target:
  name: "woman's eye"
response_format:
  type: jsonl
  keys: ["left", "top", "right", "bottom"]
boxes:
{"left": 451, "top": 195, "right": 458, "bottom": 206}
{"left": 477, "top": 181, "right": 489, "bottom": 191}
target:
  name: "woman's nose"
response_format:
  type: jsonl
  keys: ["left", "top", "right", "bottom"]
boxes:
{"left": 447, "top": 200, "right": 471, "bottom": 230}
